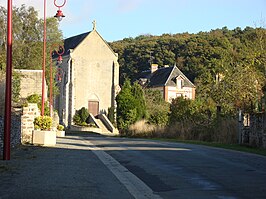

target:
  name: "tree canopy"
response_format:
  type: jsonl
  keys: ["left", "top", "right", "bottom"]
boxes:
{"left": 110, "top": 26, "right": 266, "bottom": 114}
{"left": 0, "top": 5, "right": 63, "bottom": 70}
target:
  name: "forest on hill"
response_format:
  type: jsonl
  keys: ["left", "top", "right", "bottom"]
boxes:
{"left": 109, "top": 26, "right": 266, "bottom": 114}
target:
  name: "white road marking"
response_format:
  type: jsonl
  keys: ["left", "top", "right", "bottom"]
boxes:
{"left": 81, "top": 139, "right": 162, "bottom": 199}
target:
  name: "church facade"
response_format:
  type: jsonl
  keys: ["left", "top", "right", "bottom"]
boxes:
{"left": 56, "top": 21, "right": 119, "bottom": 127}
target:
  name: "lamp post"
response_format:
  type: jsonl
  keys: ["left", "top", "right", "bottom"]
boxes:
{"left": 40, "top": 0, "right": 47, "bottom": 116}
{"left": 41, "top": 0, "right": 66, "bottom": 116}
{"left": 56, "top": 68, "right": 64, "bottom": 83}
{"left": 3, "top": 0, "right": 66, "bottom": 160}
{"left": 3, "top": 0, "right": 12, "bottom": 160}
{"left": 49, "top": 45, "right": 64, "bottom": 117}
{"left": 54, "top": 0, "right": 66, "bottom": 21}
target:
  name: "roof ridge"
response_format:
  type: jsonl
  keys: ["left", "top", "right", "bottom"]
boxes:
{"left": 65, "top": 32, "right": 90, "bottom": 40}
{"left": 64, "top": 32, "right": 91, "bottom": 52}
{"left": 174, "top": 66, "right": 195, "bottom": 87}
{"left": 164, "top": 66, "right": 175, "bottom": 86}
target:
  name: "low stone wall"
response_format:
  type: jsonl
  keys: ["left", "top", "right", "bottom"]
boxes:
{"left": 241, "top": 113, "right": 266, "bottom": 148}
{"left": 21, "top": 103, "right": 40, "bottom": 144}
{"left": 70, "top": 125, "right": 102, "bottom": 134}
{"left": 0, "top": 111, "right": 22, "bottom": 155}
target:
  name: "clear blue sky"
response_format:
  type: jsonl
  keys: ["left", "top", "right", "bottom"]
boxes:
{"left": 0, "top": 0, "right": 266, "bottom": 42}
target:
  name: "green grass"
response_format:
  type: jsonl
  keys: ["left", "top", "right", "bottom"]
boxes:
{"left": 150, "top": 138, "right": 266, "bottom": 156}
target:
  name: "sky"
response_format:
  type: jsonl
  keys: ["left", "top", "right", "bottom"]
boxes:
{"left": 0, "top": 0, "right": 265, "bottom": 42}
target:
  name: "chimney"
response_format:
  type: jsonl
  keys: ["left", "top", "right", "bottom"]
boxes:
{"left": 151, "top": 64, "right": 158, "bottom": 73}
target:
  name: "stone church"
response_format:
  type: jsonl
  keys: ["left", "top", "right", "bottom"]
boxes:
{"left": 56, "top": 21, "right": 119, "bottom": 127}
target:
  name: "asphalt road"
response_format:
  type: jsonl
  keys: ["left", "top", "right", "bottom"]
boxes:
{"left": 1, "top": 133, "right": 266, "bottom": 199}
{"left": 84, "top": 134, "right": 266, "bottom": 199}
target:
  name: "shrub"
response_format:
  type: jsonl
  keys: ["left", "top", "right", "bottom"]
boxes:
{"left": 73, "top": 107, "right": 89, "bottom": 126}
{"left": 128, "top": 120, "right": 157, "bottom": 137}
{"left": 27, "top": 94, "right": 50, "bottom": 116}
{"left": 116, "top": 79, "right": 147, "bottom": 130}
{"left": 27, "top": 94, "right": 41, "bottom": 104}
{"left": 57, "top": 124, "right": 64, "bottom": 131}
{"left": 144, "top": 89, "right": 169, "bottom": 126}
{"left": 34, "top": 116, "right": 52, "bottom": 130}
{"left": 12, "top": 71, "right": 21, "bottom": 103}
{"left": 108, "top": 107, "right": 115, "bottom": 125}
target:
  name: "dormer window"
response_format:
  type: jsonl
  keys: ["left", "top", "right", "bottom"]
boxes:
{"left": 176, "top": 76, "right": 184, "bottom": 89}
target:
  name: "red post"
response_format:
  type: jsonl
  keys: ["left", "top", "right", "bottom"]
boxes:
{"left": 41, "top": 0, "right": 47, "bottom": 116}
{"left": 49, "top": 52, "right": 53, "bottom": 117}
{"left": 3, "top": 0, "right": 12, "bottom": 160}
{"left": 49, "top": 45, "right": 64, "bottom": 117}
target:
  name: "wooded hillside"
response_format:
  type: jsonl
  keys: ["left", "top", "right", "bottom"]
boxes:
{"left": 110, "top": 26, "right": 266, "bottom": 114}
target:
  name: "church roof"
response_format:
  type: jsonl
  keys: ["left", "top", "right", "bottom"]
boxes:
{"left": 62, "top": 24, "right": 117, "bottom": 58}
{"left": 63, "top": 32, "right": 90, "bottom": 52}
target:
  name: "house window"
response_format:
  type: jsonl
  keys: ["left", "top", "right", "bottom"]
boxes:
{"left": 177, "top": 78, "right": 184, "bottom": 89}
{"left": 176, "top": 93, "right": 182, "bottom": 98}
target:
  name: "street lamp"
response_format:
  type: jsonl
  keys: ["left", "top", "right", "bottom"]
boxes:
{"left": 54, "top": 0, "right": 66, "bottom": 22}
{"left": 3, "top": 0, "right": 66, "bottom": 160}
{"left": 56, "top": 68, "right": 64, "bottom": 83}
{"left": 41, "top": 0, "right": 66, "bottom": 116}
{"left": 3, "top": 0, "right": 12, "bottom": 160}
{"left": 49, "top": 45, "right": 64, "bottom": 117}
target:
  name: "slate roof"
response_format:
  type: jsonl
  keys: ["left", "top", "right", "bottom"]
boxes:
{"left": 148, "top": 67, "right": 173, "bottom": 87}
{"left": 63, "top": 32, "right": 90, "bottom": 53}
{"left": 62, "top": 30, "right": 117, "bottom": 58}
{"left": 142, "top": 66, "right": 195, "bottom": 88}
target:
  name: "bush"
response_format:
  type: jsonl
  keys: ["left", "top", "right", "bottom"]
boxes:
{"left": 116, "top": 79, "right": 147, "bottom": 130}
{"left": 108, "top": 107, "right": 115, "bottom": 125}
{"left": 57, "top": 124, "right": 64, "bottom": 131}
{"left": 73, "top": 107, "right": 89, "bottom": 126}
{"left": 144, "top": 89, "right": 169, "bottom": 126}
{"left": 34, "top": 116, "right": 52, "bottom": 130}
{"left": 12, "top": 71, "right": 21, "bottom": 103}
{"left": 27, "top": 94, "right": 50, "bottom": 116}
{"left": 27, "top": 94, "right": 41, "bottom": 104}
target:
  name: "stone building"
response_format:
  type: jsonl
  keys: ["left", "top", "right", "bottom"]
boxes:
{"left": 56, "top": 21, "right": 119, "bottom": 127}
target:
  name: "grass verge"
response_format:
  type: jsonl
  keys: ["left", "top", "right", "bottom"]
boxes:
{"left": 150, "top": 138, "right": 266, "bottom": 156}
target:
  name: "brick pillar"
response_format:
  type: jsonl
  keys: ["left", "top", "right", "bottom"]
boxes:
{"left": 21, "top": 103, "right": 40, "bottom": 144}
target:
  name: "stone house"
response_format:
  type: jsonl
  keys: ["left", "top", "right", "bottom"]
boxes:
{"left": 56, "top": 21, "right": 119, "bottom": 127}
{"left": 139, "top": 64, "right": 195, "bottom": 102}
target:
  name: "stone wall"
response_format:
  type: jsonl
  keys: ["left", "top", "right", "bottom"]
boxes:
{"left": 241, "top": 113, "right": 266, "bottom": 148}
{"left": 0, "top": 71, "right": 5, "bottom": 116}
{"left": 0, "top": 110, "right": 22, "bottom": 155}
{"left": 21, "top": 103, "right": 40, "bottom": 144}
{"left": 14, "top": 69, "right": 47, "bottom": 100}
